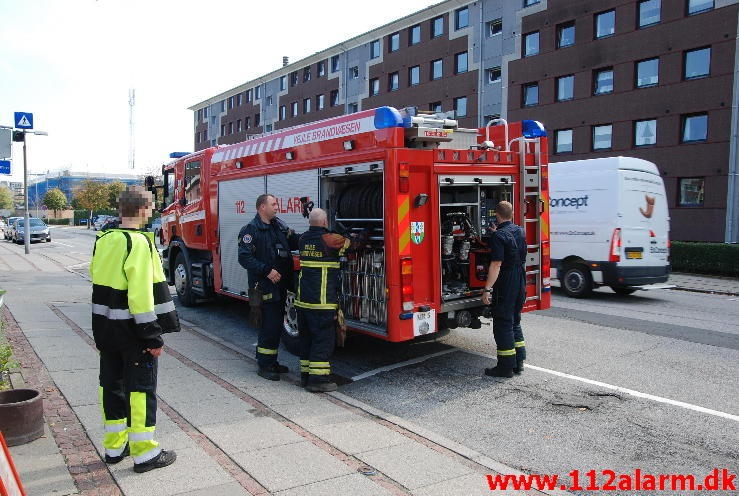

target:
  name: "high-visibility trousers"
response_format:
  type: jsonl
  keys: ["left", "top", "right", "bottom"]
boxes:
{"left": 99, "top": 349, "right": 160, "bottom": 464}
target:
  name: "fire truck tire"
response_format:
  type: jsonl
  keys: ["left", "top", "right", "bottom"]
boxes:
{"left": 174, "top": 252, "right": 196, "bottom": 306}
{"left": 561, "top": 264, "right": 593, "bottom": 298}
{"left": 281, "top": 291, "right": 301, "bottom": 356}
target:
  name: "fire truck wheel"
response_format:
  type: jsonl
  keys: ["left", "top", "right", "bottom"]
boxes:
{"left": 174, "top": 252, "right": 196, "bottom": 306}
{"left": 561, "top": 264, "right": 593, "bottom": 298}
{"left": 281, "top": 291, "right": 301, "bottom": 356}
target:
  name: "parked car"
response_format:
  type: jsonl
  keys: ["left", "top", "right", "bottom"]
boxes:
{"left": 4, "top": 217, "right": 21, "bottom": 240}
{"left": 93, "top": 215, "right": 116, "bottom": 230}
{"left": 12, "top": 217, "right": 51, "bottom": 244}
{"left": 101, "top": 218, "right": 120, "bottom": 231}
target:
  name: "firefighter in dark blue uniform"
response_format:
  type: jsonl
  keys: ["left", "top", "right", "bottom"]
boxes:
{"left": 295, "top": 208, "right": 349, "bottom": 392}
{"left": 238, "top": 194, "right": 299, "bottom": 381}
{"left": 482, "top": 201, "right": 527, "bottom": 378}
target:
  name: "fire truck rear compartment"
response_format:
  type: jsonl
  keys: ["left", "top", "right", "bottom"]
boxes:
{"left": 321, "top": 169, "right": 387, "bottom": 334}
{"left": 438, "top": 177, "right": 514, "bottom": 326}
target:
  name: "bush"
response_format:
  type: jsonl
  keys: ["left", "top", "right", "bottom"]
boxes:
{"left": 73, "top": 209, "right": 117, "bottom": 226}
{"left": 671, "top": 241, "right": 739, "bottom": 277}
{"left": 46, "top": 218, "right": 72, "bottom": 225}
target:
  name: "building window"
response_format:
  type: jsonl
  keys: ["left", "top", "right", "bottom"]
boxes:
{"left": 316, "top": 94, "right": 325, "bottom": 110}
{"left": 389, "top": 32, "right": 400, "bottom": 52}
{"left": 595, "top": 10, "right": 615, "bottom": 39}
{"left": 678, "top": 178, "right": 705, "bottom": 206}
{"left": 317, "top": 61, "right": 325, "bottom": 77}
{"left": 409, "top": 65, "right": 420, "bottom": 86}
{"left": 487, "top": 66, "right": 502, "bottom": 84}
{"left": 557, "top": 21, "right": 575, "bottom": 48}
{"left": 638, "top": 0, "right": 660, "bottom": 28}
{"left": 555, "top": 129, "right": 573, "bottom": 153}
{"left": 455, "top": 52, "right": 468, "bottom": 74}
{"left": 291, "top": 101, "right": 298, "bottom": 117}
{"left": 303, "top": 98, "right": 311, "bottom": 114}
{"left": 557, "top": 75, "right": 574, "bottom": 101}
{"left": 331, "top": 55, "right": 340, "bottom": 72}
{"left": 349, "top": 102, "right": 359, "bottom": 113}
{"left": 237, "top": 119, "right": 242, "bottom": 132}
{"left": 636, "top": 58, "right": 659, "bottom": 88}
{"left": 594, "top": 68, "right": 614, "bottom": 94}
{"left": 523, "top": 83, "right": 538, "bottom": 106}
{"left": 228, "top": 122, "right": 233, "bottom": 134}
{"left": 431, "top": 58, "right": 443, "bottom": 80}
{"left": 410, "top": 24, "right": 421, "bottom": 45}
{"left": 432, "top": 16, "right": 444, "bottom": 38}
{"left": 291, "top": 72, "right": 298, "bottom": 86}
{"left": 279, "top": 105, "right": 286, "bottom": 120}
{"left": 303, "top": 67, "right": 311, "bottom": 82}
{"left": 388, "top": 72, "right": 399, "bottom": 91}
{"left": 454, "top": 96, "right": 468, "bottom": 117}
{"left": 220, "top": 100, "right": 226, "bottom": 112}
{"left": 524, "top": 0, "right": 540, "bottom": 6}
{"left": 488, "top": 18, "right": 502, "bottom": 36}
{"left": 682, "top": 113, "right": 708, "bottom": 142}
{"left": 254, "top": 113, "right": 260, "bottom": 127}
{"left": 370, "top": 78, "right": 380, "bottom": 96}
{"left": 279, "top": 76, "right": 287, "bottom": 91}
{"left": 634, "top": 119, "right": 657, "bottom": 146}
{"left": 266, "top": 95, "right": 273, "bottom": 106}
{"left": 350, "top": 66, "right": 359, "bottom": 79}
{"left": 330, "top": 89, "right": 339, "bottom": 107}
{"left": 246, "top": 90, "right": 252, "bottom": 102}
{"left": 230, "top": 96, "right": 236, "bottom": 109}
{"left": 370, "top": 40, "right": 381, "bottom": 59}
{"left": 203, "top": 107, "right": 208, "bottom": 119}
{"left": 265, "top": 124, "right": 273, "bottom": 133}
{"left": 455, "top": 7, "right": 469, "bottom": 30}
{"left": 687, "top": 0, "right": 713, "bottom": 15}
{"left": 245, "top": 117, "right": 250, "bottom": 129}
{"left": 523, "top": 31, "right": 539, "bottom": 57}
{"left": 593, "top": 124, "right": 613, "bottom": 150}
{"left": 255, "top": 86, "right": 261, "bottom": 99}
{"left": 430, "top": 101, "right": 442, "bottom": 112}
{"left": 220, "top": 124, "right": 225, "bottom": 135}
{"left": 684, "top": 47, "right": 711, "bottom": 79}
{"left": 237, "top": 94, "right": 243, "bottom": 106}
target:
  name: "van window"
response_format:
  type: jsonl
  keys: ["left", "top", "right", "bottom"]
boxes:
{"left": 184, "top": 161, "right": 201, "bottom": 204}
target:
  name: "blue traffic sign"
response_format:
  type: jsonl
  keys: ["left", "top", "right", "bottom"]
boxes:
{"left": 14, "top": 112, "right": 33, "bottom": 129}
{"left": 0, "top": 160, "right": 10, "bottom": 175}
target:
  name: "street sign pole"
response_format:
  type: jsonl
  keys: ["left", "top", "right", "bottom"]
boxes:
{"left": 22, "top": 131, "right": 30, "bottom": 254}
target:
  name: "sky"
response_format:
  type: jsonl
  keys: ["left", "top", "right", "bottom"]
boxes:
{"left": 0, "top": 0, "right": 437, "bottom": 182}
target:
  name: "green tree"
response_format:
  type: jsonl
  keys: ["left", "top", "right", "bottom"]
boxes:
{"left": 43, "top": 188, "right": 68, "bottom": 217}
{"left": 74, "top": 180, "right": 109, "bottom": 228}
{"left": 0, "top": 186, "right": 12, "bottom": 210}
{"left": 107, "top": 181, "right": 127, "bottom": 209}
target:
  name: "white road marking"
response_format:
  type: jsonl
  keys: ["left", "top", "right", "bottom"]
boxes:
{"left": 350, "top": 349, "right": 457, "bottom": 381}
{"left": 53, "top": 241, "right": 74, "bottom": 247}
{"left": 463, "top": 349, "right": 739, "bottom": 423}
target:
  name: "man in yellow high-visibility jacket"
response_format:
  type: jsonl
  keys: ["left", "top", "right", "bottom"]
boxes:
{"left": 90, "top": 186, "right": 179, "bottom": 473}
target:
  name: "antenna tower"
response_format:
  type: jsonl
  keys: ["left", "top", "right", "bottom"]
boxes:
{"left": 128, "top": 89, "right": 136, "bottom": 169}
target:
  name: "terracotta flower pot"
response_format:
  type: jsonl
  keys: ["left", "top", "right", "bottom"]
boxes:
{"left": 0, "top": 388, "right": 44, "bottom": 446}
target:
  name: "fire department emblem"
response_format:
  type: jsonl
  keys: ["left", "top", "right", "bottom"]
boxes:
{"left": 411, "top": 222, "right": 425, "bottom": 244}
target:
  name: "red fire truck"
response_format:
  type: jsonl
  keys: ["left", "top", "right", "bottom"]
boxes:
{"left": 155, "top": 106, "right": 550, "bottom": 351}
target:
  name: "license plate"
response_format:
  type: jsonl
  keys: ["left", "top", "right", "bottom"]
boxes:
{"left": 626, "top": 251, "right": 643, "bottom": 259}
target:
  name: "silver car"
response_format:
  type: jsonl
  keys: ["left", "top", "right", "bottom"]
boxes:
{"left": 12, "top": 217, "right": 51, "bottom": 244}
{"left": 3, "top": 217, "right": 21, "bottom": 240}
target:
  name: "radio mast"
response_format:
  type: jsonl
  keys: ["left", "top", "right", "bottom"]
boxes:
{"left": 128, "top": 89, "right": 135, "bottom": 169}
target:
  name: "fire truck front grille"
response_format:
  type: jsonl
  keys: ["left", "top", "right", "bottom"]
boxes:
{"left": 341, "top": 249, "right": 386, "bottom": 326}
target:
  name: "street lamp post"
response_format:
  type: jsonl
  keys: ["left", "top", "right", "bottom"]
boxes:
{"left": 21, "top": 130, "right": 48, "bottom": 255}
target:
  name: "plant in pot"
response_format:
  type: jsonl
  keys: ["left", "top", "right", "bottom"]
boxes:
{"left": 0, "top": 290, "right": 45, "bottom": 446}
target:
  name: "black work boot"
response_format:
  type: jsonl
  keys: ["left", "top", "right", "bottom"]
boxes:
{"left": 513, "top": 360, "right": 524, "bottom": 375}
{"left": 306, "top": 379, "right": 338, "bottom": 392}
{"left": 133, "top": 450, "right": 177, "bottom": 473}
{"left": 257, "top": 366, "right": 280, "bottom": 381}
{"left": 485, "top": 355, "right": 515, "bottom": 378}
{"left": 274, "top": 362, "right": 289, "bottom": 373}
{"left": 104, "top": 443, "right": 129, "bottom": 464}
{"left": 300, "top": 373, "right": 309, "bottom": 387}
{"left": 514, "top": 346, "right": 526, "bottom": 374}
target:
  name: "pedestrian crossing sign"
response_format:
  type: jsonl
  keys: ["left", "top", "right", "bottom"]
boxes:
{"left": 14, "top": 112, "right": 33, "bottom": 129}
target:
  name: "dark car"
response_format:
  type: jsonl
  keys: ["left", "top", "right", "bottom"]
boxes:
{"left": 101, "top": 218, "right": 120, "bottom": 231}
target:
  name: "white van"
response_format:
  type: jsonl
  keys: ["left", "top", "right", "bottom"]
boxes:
{"left": 548, "top": 157, "right": 670, "bottom": 297}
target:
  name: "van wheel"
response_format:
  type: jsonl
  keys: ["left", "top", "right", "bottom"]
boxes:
{"left": 562, "top": 265, "right": 593, "bottom": 298}
{"left": 174, "top": 252, "right": 196, "bottom": 306}
{"left": 281, "top": 291, "right": 301, "bottom": 356}
{"left": 611, "top": 286, "right": 636, "bottom": 296}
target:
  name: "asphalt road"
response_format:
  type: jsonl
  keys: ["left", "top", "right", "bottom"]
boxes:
{"left": 31, "top": 227, "right": 739, "bottom": 494}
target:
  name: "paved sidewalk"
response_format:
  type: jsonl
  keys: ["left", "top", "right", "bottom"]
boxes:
{"left": 0, "top": 250, "right": 551, "bottom": 495}
{"left": 669, "top": 272, "right": 739, "bottom": 295}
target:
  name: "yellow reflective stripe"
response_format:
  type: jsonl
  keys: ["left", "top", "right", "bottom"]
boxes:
{"left": 320, "top": 267, "right": 327, "bottom": 305}
{"left": 514, "top": 341, "right": 525, "bottom": 347}
{"left": 297, "top": 271, "right": 302, "bottom": 301}
{"left": 309, "top": 368, "right": 331, "bottom": 375}
{"left": 129, "top": 392, "right": 158, "bottom": 460}
{"left": 300, "top": 260, "right": 341, "bottom": 268}
{"left": 300, "top": 360, "right": 310, "bottom": 365}
{"left": 295, "top": 301, "right": 337, "bottom": 310}
{"left": 497, "top": 349, "right": 516, "bottom": 356}
{"left": 300, "top": 359, "right": 310, "bottom": 372}
{"left": 257, "top": 347, "right": 278, "bottom": 355}
{"left": 309, "top": 361, "right": 330, "bottom": 367}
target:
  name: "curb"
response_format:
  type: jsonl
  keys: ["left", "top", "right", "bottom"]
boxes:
{"left": 670, "top": 286, "right": 739, "bottom": 297}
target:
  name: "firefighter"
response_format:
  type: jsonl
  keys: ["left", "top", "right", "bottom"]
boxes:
{"left": 481, "top": 201, "right": 527, "bottom": 378}
{"left": 90, "top": 186, "right": 179, "bottom": 473}
{"left": 238, "top": 193, "right": 299, "bottom": 381}
{"left": 296, "top": 208, "right": 349, "bottom": 392}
